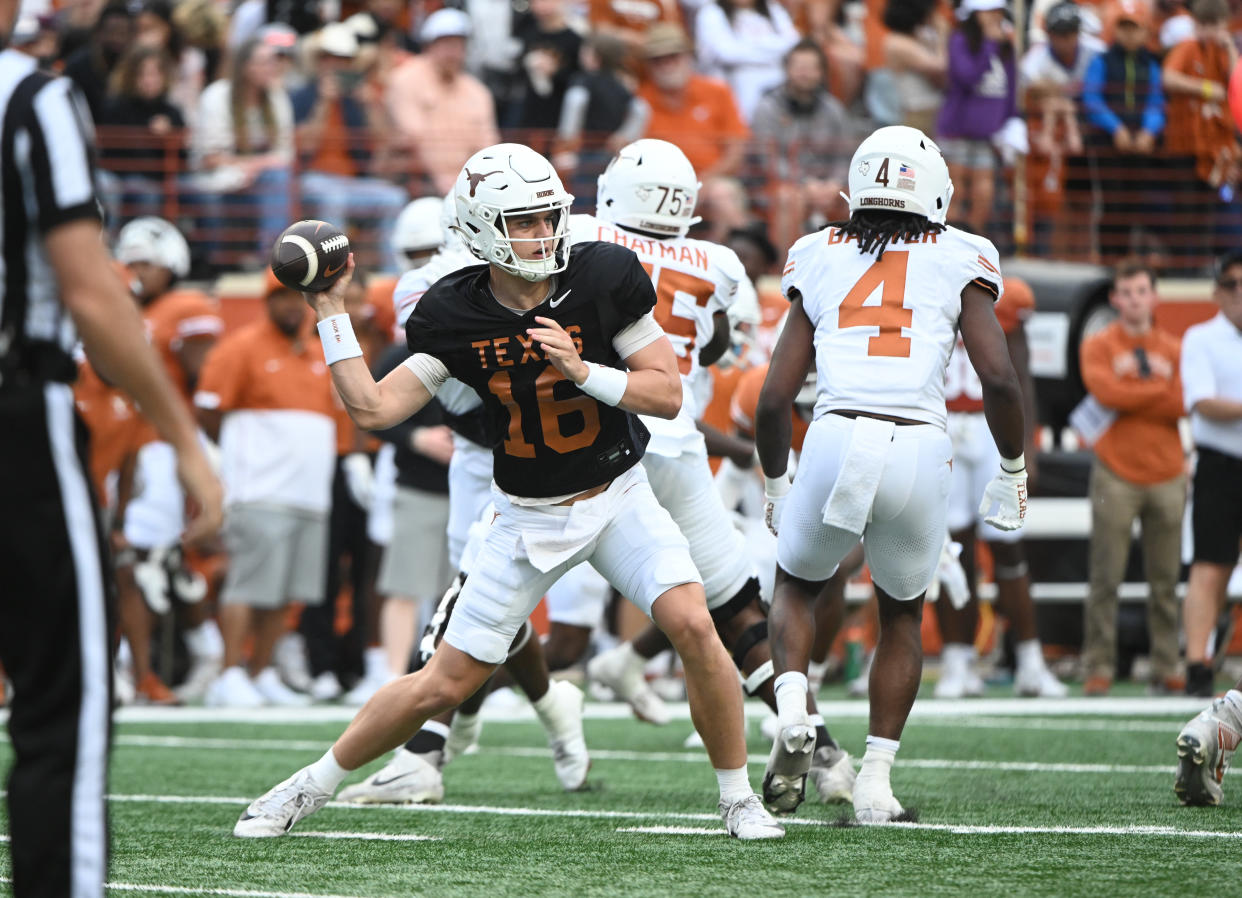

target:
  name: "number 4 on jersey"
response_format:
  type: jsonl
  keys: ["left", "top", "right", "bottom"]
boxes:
{"left": 838, "top": 250, "right": 911, "bottom": 358}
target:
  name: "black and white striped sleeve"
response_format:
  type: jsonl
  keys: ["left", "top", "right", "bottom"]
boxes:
{"left": 24, "top": 77, "right": 100, "bottom": 233}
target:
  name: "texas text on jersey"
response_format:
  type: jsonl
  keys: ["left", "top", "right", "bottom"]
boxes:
{"left": 405, "top": 241, "right": 657, "bottom": 498}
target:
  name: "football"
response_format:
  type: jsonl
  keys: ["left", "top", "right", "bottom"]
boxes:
{"left": 270, "top": 219, "right": 351, "bottom": 293}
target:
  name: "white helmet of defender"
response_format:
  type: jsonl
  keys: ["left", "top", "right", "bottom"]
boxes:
{"left": 391, "top": 196, "right": 447, "bottom": 267}
{"left": 845, "top": 125, "right": 954, "bottom": 226}
{"left": 115, "top": 216, "right": 191, "bottom": 279}
{"left": 451, "top": 143, "right": 574, "bottom": 282}
{"left": 596, "top": 138, "right": 702, "bottom": 238}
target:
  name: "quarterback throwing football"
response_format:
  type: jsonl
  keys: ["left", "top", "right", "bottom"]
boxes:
{"left": 233, "top": 143, "right": 784, "bottom": 841}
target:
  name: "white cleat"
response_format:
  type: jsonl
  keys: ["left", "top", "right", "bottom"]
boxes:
{"left": 1175, "top": 696, "right": 1242, "bottom": 807}
{"left": 233, "top": 768, "right": 333, "bottom": 837}
{"left": 176, "top": 656, "right": 222, "bottom": 703}
{"left": 273, "top": 633, "right": 314, "bottom": 694}
{"left": 308, "top": 671, "right": 343, "bottom": 702}
{"left": 934, "top": 665, "right": 984, "bottom": 699}
{"left": 205, "top": 666, "right": 264, "bottom": 708}
{"left": 252, "top": 667, "right": 311, "bottom": 707}
{"left": 1015, "top": 665, "right": 1068, "bottom": 698}
{"left": 808, "top": 745, "right": 857, "bottom": 804}
{"left": 762, "top": 720, "right": 816, "bottom": 814}
{"left": 853, "top": 771, "right": 904, "bottom": 824}
{"left": 587, "top": 644, "right": 671, "bottom": 725}
{"left": 338, "top": 749, "right": 444, "bottom": 805}
{"left": 720, "top": 794, "right": 785, "bottom": 840}
{"left": 536, "top": 680, "right": 591, "bottom": 791}
{"left": 445, "top": 712, "right": 482, "bottom": 764}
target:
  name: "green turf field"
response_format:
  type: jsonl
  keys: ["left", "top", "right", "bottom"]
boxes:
{"left": 3, "top": 687, "right": 1240, "bottom": 898}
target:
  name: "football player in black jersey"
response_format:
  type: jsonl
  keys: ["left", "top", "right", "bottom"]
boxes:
{"left": 233, "top": 143, "right": 785, "bottom": 841}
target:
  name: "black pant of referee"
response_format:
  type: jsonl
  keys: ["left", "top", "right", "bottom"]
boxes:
{"left": 1, "top": 378, "right": 115, "bottom": 898}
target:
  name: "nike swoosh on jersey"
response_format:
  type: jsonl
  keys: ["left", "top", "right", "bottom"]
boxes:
{"left": 550, "top": 289, "right": 572, "bottom": 307}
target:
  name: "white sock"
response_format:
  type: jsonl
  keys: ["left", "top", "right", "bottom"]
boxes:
{"left": 1223, "top": 690, "right": 1242, "bottom": 721}
{"left": 306, "top": 748, "right": 349, "bottom": 792}
{"left": 532, "top": 683, "right": 568, "bottom": 732}
{"left": 773, "top": 671, "right": 809, "bottom": 728}
{"left": 715, "top": 766, "right": 752, "bottom": 805}
{"left": 1016, "top": 639, "right": 1045, "bottom": 673}
{"left": 423, "top": 720, "right": 451, "bottom": 740}
{"left": 860, "top": 736, "right": 900, "bottom": 777}
{"left": 808, "top": 713, "right": 825, "bottom": 729}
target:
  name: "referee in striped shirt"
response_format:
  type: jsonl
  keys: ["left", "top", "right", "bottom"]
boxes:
{"left": 0, "top": 10, "right": 223, "bottom": 897}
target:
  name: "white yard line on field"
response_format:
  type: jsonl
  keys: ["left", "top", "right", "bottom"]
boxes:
{"left": 95, "top": 735, "right": 1204, "bottom": 777}
{"left": 0, "top": 878, "right": 379, "bottom": 898}
{"left": 289, "top": 831, "right": 439, "bottom": 842}
{"left": 0, "top": 695, "right": 1200, "bottom": 727}
{"left": 618, "top": 823, "right": 1242, "bottom": 840}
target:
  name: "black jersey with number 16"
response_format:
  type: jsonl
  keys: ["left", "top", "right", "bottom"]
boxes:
{"left": 405, "top": 241, "right": 657, "bottom": 499}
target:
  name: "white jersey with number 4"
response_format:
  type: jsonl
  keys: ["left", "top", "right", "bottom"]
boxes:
{"left": 781, "top": 224, "right": 1003, "bottom": 430}
{"left": 570, "top": 213, "right": 745, "bottom": 456}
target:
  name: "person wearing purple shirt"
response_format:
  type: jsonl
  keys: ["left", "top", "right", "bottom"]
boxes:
{"left": 936, "top": 0, "right": 1018, "bottom": 236}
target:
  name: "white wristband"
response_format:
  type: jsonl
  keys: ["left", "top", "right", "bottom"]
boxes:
{"left": 578, "top": 362, "right": 627, "bottom": 406}
{"left": 764, "top": 474, "right": 791, "bottom": 497}
{"left": 1000, "top": 453, "right": 1025, "bottom": 474}
{"left": 317, "top": 313, "right": 363, "bottom": 365}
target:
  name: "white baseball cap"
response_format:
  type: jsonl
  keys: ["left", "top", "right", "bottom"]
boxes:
{"left": 317, "top": 21, "right": 359, "bottom": 58}
{"left": 420, "top": 8, "right": 471, "bottom": 43}
{"left": 957, "top": 0, "right": 1007, "bottom": 19}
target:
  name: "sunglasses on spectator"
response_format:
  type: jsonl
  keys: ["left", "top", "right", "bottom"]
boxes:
{"left": 1216, "top": 278, "right": 1242, "bottom": 291}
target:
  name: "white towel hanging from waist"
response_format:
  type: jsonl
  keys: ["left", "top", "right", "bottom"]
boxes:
{"left": 821, "top": 416, "right": 896, "bottom": 534}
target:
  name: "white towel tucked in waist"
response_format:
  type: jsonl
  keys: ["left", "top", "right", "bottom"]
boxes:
{"left": 821, "top": 416, "right": 895, "bottom": 534}
{"left": 515, "top": 466, "right": 641, "bottom": 572}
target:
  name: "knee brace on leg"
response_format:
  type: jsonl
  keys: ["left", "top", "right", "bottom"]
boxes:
{"left": 709, "top": 576, "right": 762, "bottom": 626}
{"left": 731, "top": 619, "right": 769, "bottom": 671}
{"left": 418, "top": 572, "right": 466, "bottom": 667}
{"left": 743, "top": 659, "right": 775, "bottom": 696}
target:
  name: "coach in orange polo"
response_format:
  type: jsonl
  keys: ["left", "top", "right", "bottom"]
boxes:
{"left": 1079, "top": 259, "right": 1186, "bottom": 696}
{"left": 194, "top": 271, "right": 340, "bottom": 708}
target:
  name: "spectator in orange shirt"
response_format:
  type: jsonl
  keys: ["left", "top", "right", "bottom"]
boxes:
{"left": 292, "top": 23, "right": 408, "bottom": 273}
{"left": 386, "top": 9, "right": 501, "bottom": 195}
{"left": 638, "top": 24, "right": 750, "bottom": 179}
{"left": 590, "top": 0, "right": 684, "bottom": 59}
{"left": 1080, "top": 259, "right": 1186, "bottom": 696}
{"left": 194, "top": 273, "right": 340, "bottom": 708}
{"left": 1162, "top": 0, "right": 1240, "bottom": 268}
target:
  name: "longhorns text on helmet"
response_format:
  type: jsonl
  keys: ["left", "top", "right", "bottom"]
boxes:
{"left": 845, "top": 125, "right": 954, "bottom": 225}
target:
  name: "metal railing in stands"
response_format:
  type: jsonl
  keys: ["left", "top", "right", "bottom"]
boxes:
{"left": 93, "top": 123, "right": 1231, "bottom": 277}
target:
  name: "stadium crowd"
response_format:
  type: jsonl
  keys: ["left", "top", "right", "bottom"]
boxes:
{"left": 5, "top": 0, "right": 1239, "bottom": 272}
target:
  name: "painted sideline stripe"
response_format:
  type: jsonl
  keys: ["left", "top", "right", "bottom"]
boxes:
{"left": 0, "top": 878, "right": 374, "bottom": 898}
{"left": 289, "top": 831, "right": 438, "bottom": 842}
{"left": 0, "top": 695, "right": 1201, "bottom": 727}
{"left": 618, "top": 826, "right": 724, "bottom": 836}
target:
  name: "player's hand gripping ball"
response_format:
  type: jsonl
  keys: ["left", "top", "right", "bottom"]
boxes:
{"left": 270, "top": 220, "right": 350, "bottom": 293}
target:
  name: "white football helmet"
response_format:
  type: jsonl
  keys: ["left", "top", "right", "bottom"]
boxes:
{"left": 846, "top": 126, "right": 953, "bottom": 225}
{"left": 597, "top": 139, "right": 702, "bottom": 238}
{"left": 392, "top": 197, "right": 446, "bottom": 267}
{"left": 452, "top": 143, "right": 573, "bottom": 282}
{"left": 717, "top": 276, "right": 761, "bottom": 370}
{"left": 115, "top": 216, "right": 191, "bottom": 279}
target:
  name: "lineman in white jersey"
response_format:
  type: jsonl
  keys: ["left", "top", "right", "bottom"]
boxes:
{"left": 555, "top": 140, "right": 856, "bottom": 813}
{"left": 340, "top": 194, "right": 591, "bottom": 805}
{"left": 756, "top": 126, "right": 1028, "bottom": 824}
